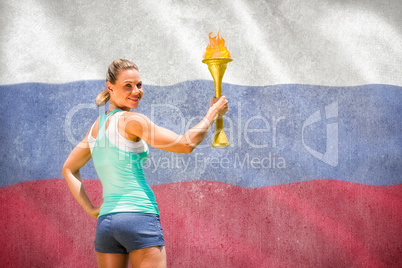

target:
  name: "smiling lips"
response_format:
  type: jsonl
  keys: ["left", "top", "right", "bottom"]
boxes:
{"left": 129, "top": 95, "right": 141, "bottom": 102}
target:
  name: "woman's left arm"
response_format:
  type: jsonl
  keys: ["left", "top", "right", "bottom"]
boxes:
{"left": 123, "top": 96, "right": 228, "bottom": 153}
{"left": 62, "top": 132, "right": 101, "bottom": 218}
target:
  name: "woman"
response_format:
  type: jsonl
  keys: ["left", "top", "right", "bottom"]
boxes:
{"left": 62, "top": 59, "right": 228, "bottom": 268}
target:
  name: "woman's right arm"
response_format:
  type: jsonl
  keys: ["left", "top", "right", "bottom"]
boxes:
{"left": 62, "top": 131, "right": 101, "bottom": 218}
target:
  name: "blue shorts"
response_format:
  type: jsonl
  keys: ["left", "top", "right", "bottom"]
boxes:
{"left": 95, "top": 212, "right": 165, "bottom": 254}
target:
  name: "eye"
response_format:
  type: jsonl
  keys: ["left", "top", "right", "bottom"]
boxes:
{"left": 137, "top": 83, "right": 142, "bottom": 89}
{"left": 125, "top": 84, "right": 132, "bottom": 88}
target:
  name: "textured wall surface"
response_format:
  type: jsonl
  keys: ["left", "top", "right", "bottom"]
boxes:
{"left": 1, "top": 0, "right": 401, "bottom": 86}
{"left": 1, "top": 1, "right": 401, "bottom": 267}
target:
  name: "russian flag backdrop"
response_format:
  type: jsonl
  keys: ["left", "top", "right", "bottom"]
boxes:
{"left": 1, "top": 1, "right": 401, "bottom": 267}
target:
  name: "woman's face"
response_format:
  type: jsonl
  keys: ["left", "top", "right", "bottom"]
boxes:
{"left": 107, "top": 68, "right": 143, "bottom": 111}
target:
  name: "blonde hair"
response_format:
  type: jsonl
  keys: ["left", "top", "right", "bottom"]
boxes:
{"left": 96, "top": 59, "right": 139, "bottom": 106}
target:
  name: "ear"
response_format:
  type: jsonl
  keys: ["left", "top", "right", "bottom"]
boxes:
{"left": 106, "top": 81, "right": 113, "bottom": 94}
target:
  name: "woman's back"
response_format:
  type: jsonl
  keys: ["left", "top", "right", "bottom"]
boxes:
{"left": 90, "top": 109, "right": 159, "bottom": 217}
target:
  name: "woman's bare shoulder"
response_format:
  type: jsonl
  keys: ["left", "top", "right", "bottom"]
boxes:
{"left": 118, "top": 112, "right": 151, "bottom": 141}
{"left": 120, "top": 111, "right": 150, "bottom": 123}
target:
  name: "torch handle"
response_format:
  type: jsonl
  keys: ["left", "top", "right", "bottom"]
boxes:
{"left": 214, "top": 81, "right": 223, "bottom": 123}
{"left": 214, "top": 86, "right": 223, "bottom": 131}
{"left": 215, "top": 115, "right": 224, "bottom": 130}
{"left": 212, "top": 87, "right": 228, "bottom": 146}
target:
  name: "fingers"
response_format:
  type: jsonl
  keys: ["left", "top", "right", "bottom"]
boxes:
{"left": 217, "top": 96, "right": 227, "bottom": 105}
{"left": 211, "top": 96, "right": 227, "bottom": 106}
{"left": 210, "top": 96, "right": 228, "bottom": 116}
{"left": 217, "top": 96, "right": 228, "bottom": 110}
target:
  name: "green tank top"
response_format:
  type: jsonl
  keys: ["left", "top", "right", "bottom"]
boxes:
{"left": 92, "top": 109, "right": 159, "bottom": 217}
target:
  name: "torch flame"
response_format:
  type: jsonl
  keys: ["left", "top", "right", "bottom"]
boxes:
{"left": 203, "top": 32, "right": 231, "bottom": 59}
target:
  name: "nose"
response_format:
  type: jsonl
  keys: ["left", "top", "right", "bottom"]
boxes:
{"left": 132, "top": 86, "right": 141, "bottom": 94}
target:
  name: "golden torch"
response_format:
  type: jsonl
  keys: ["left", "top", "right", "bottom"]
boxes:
{"left": 202, "top": 32, "right": 232, "bottom": 147}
